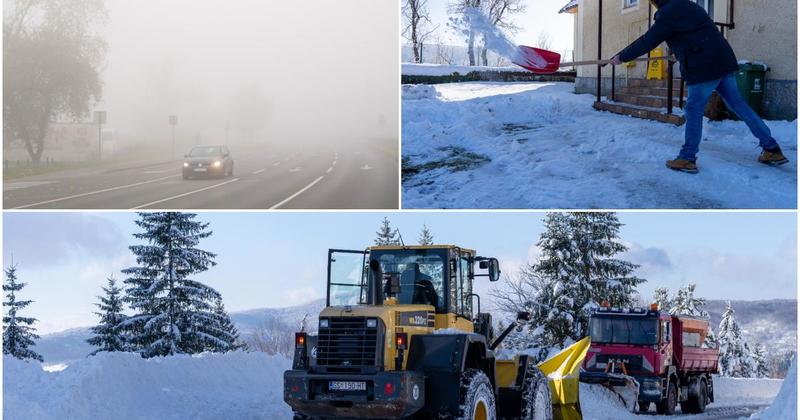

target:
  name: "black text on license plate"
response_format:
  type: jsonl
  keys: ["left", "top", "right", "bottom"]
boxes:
{"left": 329, "top": 381, "right": 366, "bottom": 391}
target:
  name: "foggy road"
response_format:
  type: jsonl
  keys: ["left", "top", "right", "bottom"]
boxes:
{"left": 4, "top": 145, "right": 398, "bottom": 209}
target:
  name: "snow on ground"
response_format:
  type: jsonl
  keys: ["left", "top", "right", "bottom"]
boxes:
{"left": 751, "top": 359, "right": 797, "bottom": 419}
{"left": 403, "top": 63, "right": 521, "bottom": 76}
{"left": 4, "top": 352, "right": 291, "bottom": 420}
{"left": 580, "top": 375, "right": 784, "bottom": 420}
{"left": 402, "top": 82, "right": 797, "bottom": 209}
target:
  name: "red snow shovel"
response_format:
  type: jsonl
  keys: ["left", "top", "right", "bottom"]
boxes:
{"left": 513, "top": 44, "right": 670, "bottom": 74}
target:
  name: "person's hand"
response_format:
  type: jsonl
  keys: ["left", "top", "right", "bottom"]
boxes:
{"left": 609, "top": 55, "right": 623, "bottom": 66}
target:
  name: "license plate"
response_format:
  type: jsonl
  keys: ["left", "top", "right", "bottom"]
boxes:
{"left": 329, "top": 381, "right": 366, "bottom": 391}
{"left": 194, "top": 168, "right": 207, "bottom": 172}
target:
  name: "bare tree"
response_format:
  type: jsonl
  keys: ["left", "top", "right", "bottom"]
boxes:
{"left": 245, "top": 317, "right": 295, "bottom": 357}
{"left": 449, "top": 0, "right": 482, "bottom": 66}
{"left": 451, "top": 0, "right": 525, "bottom": 66}
{"left": 3, "top": 0, "right": 108, "bottom": 164}
{"left": 434, "top": 36, "right": 456, "bottom": 65}
{"left": 535, "top": 30, "right": 553, "bottom": 51}
{"left": 403, "top": 0, "right": 438, "bottom": 63}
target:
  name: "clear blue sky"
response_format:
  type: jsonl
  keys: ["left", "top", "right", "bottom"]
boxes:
{"left": 3, "top": 211, "right": 796, "bottom": 333}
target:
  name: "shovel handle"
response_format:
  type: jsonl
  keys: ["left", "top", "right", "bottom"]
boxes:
{"left": 559, "top": 55, "right": 673, "bottom": 68}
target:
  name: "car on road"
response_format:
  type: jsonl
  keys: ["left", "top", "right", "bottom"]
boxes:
{"left": 182, "top": 145, "right": 234, "bottom": 179}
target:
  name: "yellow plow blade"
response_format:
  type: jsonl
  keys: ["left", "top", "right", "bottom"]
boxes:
{"left": 537, "top": 337, "right": 591, "bottom": 420}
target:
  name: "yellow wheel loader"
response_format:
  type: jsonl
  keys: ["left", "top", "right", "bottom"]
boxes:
{"left": 284, "top": 245, "right": 591, "bottom": 420}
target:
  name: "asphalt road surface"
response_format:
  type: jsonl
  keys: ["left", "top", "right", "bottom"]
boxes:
{"left": 4, "top": 144, "right": 398, "bottom": 209}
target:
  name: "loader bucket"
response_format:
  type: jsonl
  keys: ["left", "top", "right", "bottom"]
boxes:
{"left": 537, "top": 337, "right": 591, "bottom": 420}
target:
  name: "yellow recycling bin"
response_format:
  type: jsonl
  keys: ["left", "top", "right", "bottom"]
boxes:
{"left": 647, "top": 47, "right": 666, "bottom": 80}
{"left": 538, "top": 337, "right": 591, "bottom": 420}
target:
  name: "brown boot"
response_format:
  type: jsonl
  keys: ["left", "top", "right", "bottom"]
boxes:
{"left": 666, "top": 158, "right": 699, "bottom": 174}
{"left": 758, "top": 149, "right": 789, "bottom": 165}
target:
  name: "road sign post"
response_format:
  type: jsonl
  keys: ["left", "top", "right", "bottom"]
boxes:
{"left": 95, "top": 111, "right": 107, "bottom": 160}
{"left": 169, "top": 115, "right": 178, "bottom": 158}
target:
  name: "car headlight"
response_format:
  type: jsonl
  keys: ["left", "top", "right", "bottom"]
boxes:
{"left": 319, "top": 319, "right": 329, "bottom": 328}
{"left": 213, "top": 161, "right": 222, "bottom": 167}
{"left": 183, "top": 162, "right": 189, "bottom": 167}
{"left": 366, "top": 318, "right": 378, "bottom": 328}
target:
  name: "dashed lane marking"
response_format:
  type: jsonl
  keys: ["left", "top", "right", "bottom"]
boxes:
{"left": 132, "top": 178, "right": 240, "bottom": 209}
{"left": 11, "top": 175, "right": 179, "bottom": 209}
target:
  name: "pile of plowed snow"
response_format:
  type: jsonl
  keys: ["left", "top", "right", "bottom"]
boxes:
{"left": 751, "top": 359, "right": 797, "bottom": 419}
{"left": 4, "top": 352, "right": 291, "bottom": 420}
{"left": 580, "top": 374, "right": 784, "bottom": 420}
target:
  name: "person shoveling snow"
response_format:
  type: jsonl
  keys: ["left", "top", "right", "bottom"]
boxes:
{"left": 608, "top": 0, "right": 789, "bottom": 174}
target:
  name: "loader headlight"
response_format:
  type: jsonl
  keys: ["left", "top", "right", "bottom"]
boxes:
{"left": 183, "top": 162, "right": 189, "bottom": 167}
{"left": 319, "top": 319, "right": 329, "bottom": 328}
{"left": 213, "top": 161, "right": 222, "bottom": 167}
{"left": 366, "top": 318, "right": 378, "bottom": 328}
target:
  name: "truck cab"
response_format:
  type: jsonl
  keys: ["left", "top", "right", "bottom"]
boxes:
{"left": 581, "top": 305, "right": 719, "bottom": 414}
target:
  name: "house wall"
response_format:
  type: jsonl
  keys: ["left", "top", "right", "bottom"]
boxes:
{"left": 573, "top": 0, "right": 797, "bottom": 120}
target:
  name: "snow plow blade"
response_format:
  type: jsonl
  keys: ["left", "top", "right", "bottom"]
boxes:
{"left": 537, "top": 337, "right": 591, "bottom": 420}
{"left": 579, "top": 372, "right": 640, "bottom": 412}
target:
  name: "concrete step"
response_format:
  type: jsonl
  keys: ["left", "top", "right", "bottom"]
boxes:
{"left": 618, "top": 86, "right": 687, "bottom": 98}
{"left": 613, "top": 92, "right": 683, "bottom": 108}
{"left": 593, "top": 101, "right": 686, "bottom": 125}
{"left": 627, "top": 78, "right": 683, "bottom": 88}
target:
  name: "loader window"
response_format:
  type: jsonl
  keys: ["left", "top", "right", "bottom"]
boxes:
{"left": 328, "top": 250, "right": 367, "bottom": 306}
{"left": 371, "top": 249, "right": 446, "bottom": 312}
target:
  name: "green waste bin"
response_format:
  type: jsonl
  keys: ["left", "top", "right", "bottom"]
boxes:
{"left": 734, "top": 62, "right": 769, "bottom": 117}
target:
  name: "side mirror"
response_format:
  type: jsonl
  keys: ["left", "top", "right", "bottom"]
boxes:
{"left": 479, "top": 258, "right": 501, "bottom": 281}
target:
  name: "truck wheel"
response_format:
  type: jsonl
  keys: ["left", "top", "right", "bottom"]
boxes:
{"left": 637, "top": 402, "right": 651, "bottom": 413}
{"left": 681, "top": 379, "right": 708, "bottom": 414}
{"left": 656, "top": 382, "right": 677, "bottom": 415}
{"left": 521, "top": 364, "right": 552, "bottom": 420}
{"left": 456, "top": 369, "right": 496, "bottom": 420}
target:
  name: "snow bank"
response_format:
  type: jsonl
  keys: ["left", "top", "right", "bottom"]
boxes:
{"left": 713, "top": 375, "right": 783, "bottom": 406}
{"left": 4, "top": 352, "right": 292, "bottom": 420}
{"left": 751, "top": 359, "right": 797, "bottom": 419}
{"left": 402, "top": 63, "right": 521, "bottom": 76}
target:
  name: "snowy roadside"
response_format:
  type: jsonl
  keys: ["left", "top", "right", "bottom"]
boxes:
{"left": 3, "top": 352, "right": 292, "bottom": 420}
{"left": 402, "top": 82, "right": 797, "bottom": 209}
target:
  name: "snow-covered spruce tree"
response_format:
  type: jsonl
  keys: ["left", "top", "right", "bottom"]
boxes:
{"left": 375, "top": 217, "right": 400, "bottom": 246}
{"left": 418, "top": 223, "right": 434, "bottom": 245}
{"left": 752, "top": 344, "right": 769, "bottom": 378}
{"left": 717, "top": 301, "right": 749, "bottom": 377}
{"left": 669, "top": 283, "right": 709, "bottom": 317}
{"left": 87, "top": 276, "right": 128, "bottom": 355}
{"left": 2, "top": 264, "right": 43, "bottom": 362}
{"left": 569, "top": 212, "right": 645, "bottom": 309}
{"left": 208, "top": 297, "right": 244, "bottom": 352}
{"left": 652, "top": 287, "right": 671, "bottom": 311}
{"left": 122, "top": 212, "right": 229, "bottom": 358}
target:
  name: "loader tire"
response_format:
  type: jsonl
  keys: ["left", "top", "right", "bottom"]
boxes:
{"left": 456, "top": 369, "right": 496, "bottom": 420}
{"left": 637, "top": 401, "right": 651, "bottom": 413}
{"left": 520, "top": 364, "right": 553, "bottom": 420}
{"left": 656, "top": 382, "right": 677, "bottom": 415}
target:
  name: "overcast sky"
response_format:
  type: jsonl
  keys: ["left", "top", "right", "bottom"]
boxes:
{"left": 3, "top": 211, "right": 796, "bottom": 334}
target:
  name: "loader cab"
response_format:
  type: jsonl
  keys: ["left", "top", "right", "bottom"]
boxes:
{"left": 326, "top": 245, "right": 499, "bottom": 323}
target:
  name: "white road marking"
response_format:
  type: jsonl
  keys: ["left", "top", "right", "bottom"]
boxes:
{"left": 332, "top": 160, "right": 337, "bottom": 166}
{"left": 12, "top": 175, "right": 179, "bottom": 209}
{"left": 326, "top": 167, "right": 333, "bottom": 174}
{"left": 252, "top": 169, "right": 266, "bottom": 175}
{"left": 269, "top": 176, "right": 324, "bottom": 209}
{"left": 289, "top": 167, "right": 301, "bottom": 173}
{"left": 272, "top": 161, "right": 282, "bottom": 167}
{"left": 132, "top": 178, "right": 240, "bottom": 209}
{"left": 3, "top": 180, "right": 58, "bottom": 191}
{"left": 143, "top": 170, "right": 170, "bottom": 174}
{"left": 360, "top": 165, "right": 373, "bottom": 171}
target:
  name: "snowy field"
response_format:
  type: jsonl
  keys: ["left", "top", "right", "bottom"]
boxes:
{"left": 402, "top": 82, "right": 797, "bottom": 209}
{"left": 402, "top": 63, "right": 522, "bottom": 76}
{"left": 4, "top": 352, "right": 291, "bottom": 420}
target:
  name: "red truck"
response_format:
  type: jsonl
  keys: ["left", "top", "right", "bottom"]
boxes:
{"left": 580, "top": 305, "right": 720, "bottom": 414}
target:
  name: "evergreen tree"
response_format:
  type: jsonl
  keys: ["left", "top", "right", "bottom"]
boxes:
{"left": 208, "top": 297, "right": 244, "bottom": 352}
{"left": 121, "top": 212, "right": 226, "bottom": 358}
{"left": 2, "top": 264, "right": 43, "bottom": 362}
{"left": 669, "top": 283, "right": 709, "bottom": 317}
{"left": 718, "top": 301, "right": 749, "bottom": 377}
{"left": 652, "top": 287, "right": 671, "bottom": 311}
{"left": 752, "top": 344, "right": 769, "bottom": 378}
{"left": 569, "top": 212, "right": 645, "bottom": 308}
{"left": 418, "top": 223, "right": 434, "bottom": 245}
{"left": 375, "top": 217, "right": 400, "bottom": 246}
{"left": 87, "top": 276, "right": 128, "bottom": 355}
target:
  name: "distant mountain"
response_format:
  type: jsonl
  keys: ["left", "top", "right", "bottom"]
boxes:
{"left": 705, "top": 299, "right": 796, "bottom": 358}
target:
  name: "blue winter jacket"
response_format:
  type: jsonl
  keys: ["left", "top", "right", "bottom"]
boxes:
{"left": 617, "top": 0, "right": 739, "bottom": 85}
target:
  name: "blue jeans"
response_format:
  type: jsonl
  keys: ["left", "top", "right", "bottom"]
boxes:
{"left": 679, "top": 72, "right": 779, "bottom": 161}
